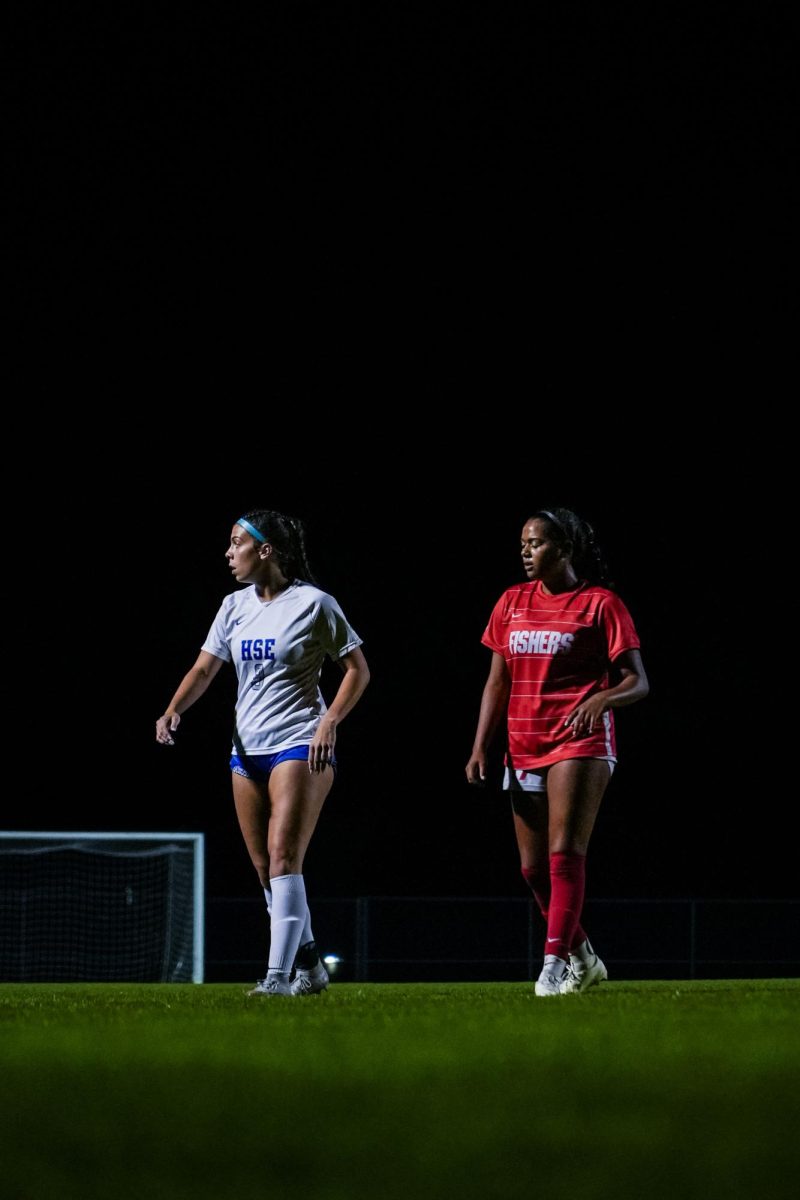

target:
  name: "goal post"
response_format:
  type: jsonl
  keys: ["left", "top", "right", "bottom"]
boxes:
{"left": 0, "top": 832, "right": 205, "bottom": 983}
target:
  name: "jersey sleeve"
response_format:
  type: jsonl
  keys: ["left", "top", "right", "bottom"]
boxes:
{"left": 598, "top": 592, "right": 641, "bottom": 661}
{"left": 315, "top": 593, "right": 363, "bottom": 660}
{"left": 201, "top": 599, "right": 233, "bottom": 662}
{"left": 481, "top": 591, "right": 509, "bottom": 656}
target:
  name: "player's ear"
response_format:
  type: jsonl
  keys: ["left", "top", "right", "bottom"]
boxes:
{"left": 259, "top": 542, "right": 273, "bottom": 559}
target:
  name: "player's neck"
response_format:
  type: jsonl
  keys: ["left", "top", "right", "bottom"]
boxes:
{"left": 539, "top": 570, "right": 579, "bottom": 596}
{"left": 256, "top": 571, "right": 292, "bottom": 602}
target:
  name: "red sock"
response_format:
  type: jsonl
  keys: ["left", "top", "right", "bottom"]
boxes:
{"left": 522, "top": 864, "right": 587, "bottom": 951}
{"left": 545, "top": 852, "right": 586, "bottom": 961}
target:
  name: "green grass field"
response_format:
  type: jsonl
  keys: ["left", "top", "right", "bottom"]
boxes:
{"left": 2, "top": 980, "right": 798, "bottom": 1200}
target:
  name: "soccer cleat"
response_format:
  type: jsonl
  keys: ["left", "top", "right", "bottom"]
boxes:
{"left": 560, "top": 951, "right": 608, "bottom": 994}
{"left": 534, "top": 956, "right": 569, "bottom": 996}
{"left": 290, "top": 960, "right": 330, "bottom": 996}
{"left": 247, "top": 976, "right": 292, "bottom": 996}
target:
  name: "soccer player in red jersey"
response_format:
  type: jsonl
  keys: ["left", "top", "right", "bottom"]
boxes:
{"left": 465, "top": 508, "right": 649, "bottom": 995}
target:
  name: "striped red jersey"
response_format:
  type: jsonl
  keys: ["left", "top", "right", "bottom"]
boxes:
{"left": 482, "top": 580, "right": 641, "bottom": 770}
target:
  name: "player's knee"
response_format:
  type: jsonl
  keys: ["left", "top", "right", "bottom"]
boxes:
{"left": 521, "top": 864, "right": 547, "bottom": 888}
{"left": 252, "top": 860, "right": 271, "bottom": 887}
{"left": 267, "top": 845, "right": 301, "bottom": 877}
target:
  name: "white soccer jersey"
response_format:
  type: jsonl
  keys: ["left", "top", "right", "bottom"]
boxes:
{"left": 201, "top": 581, "right": 363, "bottom": 755}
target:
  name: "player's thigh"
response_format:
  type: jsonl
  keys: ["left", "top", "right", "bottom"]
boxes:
{"left": 546, "top": 758, "right": 612, "bottom": 853}
{"left": 232, "top": 771, "right": 270, "bottom": 863}
{"left": 267, "top": 760, "right": 334, "bottom": 856}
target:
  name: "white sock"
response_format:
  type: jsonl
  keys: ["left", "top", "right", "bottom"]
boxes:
{"left": 268, "top": 874, "right": 308, "bottom": 973}
{"left": 300, "top": 906, "right": 314, "bottom": 947}
{"left": 266, "top": 968, "right": 291, "bottom": 986}
{"left": 264, "top": 885, "right": 315, "bottom": 973}
{"left": 264, "top": 886, "right": 314, "bottom": 943}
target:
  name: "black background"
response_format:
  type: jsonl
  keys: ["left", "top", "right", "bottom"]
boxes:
{"left": 11, "top": 7, "right": 793, "bottom": 907}
{"left": 14, "top": 5, "right": 793, "bottom": 341}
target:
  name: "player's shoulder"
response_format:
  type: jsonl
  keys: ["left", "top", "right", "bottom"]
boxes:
{"left": 495, "top": 581, "right": 533, "bottom": 604}
{"left": 586, "top": 584, "right": 628, "bottom": 606}
{"left": 485, "top": 582, "right": 534, "bottom": 624}
{"left": 222, "top": 586, "right": 249, "bottom": 605}
{"left": 494, "top": 581, "right": 538, "bottom": 610}
{"left": 215, "top": 587, "right": 253, "bottom": 616}
{"left": 291, "top": 581, "right": 349, "bottom": 617}
{"left": 581, "top": 583, "right": 617, "bottom": 601}
{"left": 292, "top": 580, "right": 330, "bottom": 605}
{"left": 582, "top": 584, "right": 635, "bottom": 618}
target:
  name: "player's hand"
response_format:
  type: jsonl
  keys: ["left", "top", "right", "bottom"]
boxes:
{"left": 564, "top": 694, "right": 608, "bottom": 737}
{"left": 156, "top": 713, "right": 180, "bottom": 745}
{"left": 308, "top": 719, "right": 336, "bottom": 773}
{"left": 465, "top": 751, "right": 487, "bottom": 786}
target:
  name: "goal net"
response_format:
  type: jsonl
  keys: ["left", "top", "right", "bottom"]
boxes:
{"left": 0, "top": 832, "right": 204, "bottom": 983}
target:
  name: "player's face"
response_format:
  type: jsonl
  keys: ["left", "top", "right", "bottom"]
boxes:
{"left": 520, "top": 519, "right": 564, "bottom": 581}
{"left": 226, "top": 524, "right": 265, "bottom": 583}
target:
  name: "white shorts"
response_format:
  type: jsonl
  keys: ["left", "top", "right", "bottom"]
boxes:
{"left": 503, "top": 758, "right": 616, "bottom": 793}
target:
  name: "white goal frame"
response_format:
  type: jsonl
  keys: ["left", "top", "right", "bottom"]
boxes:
{"left": 0, "top": 831, "right": 205, "bottom": 983}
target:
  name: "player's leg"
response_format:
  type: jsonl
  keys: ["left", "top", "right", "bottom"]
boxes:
{"left": 265, "top": 759, "right": 334, "bottom": 994}
{"left": 510, "top": 766, "right": 593, "bottom": 994}
{"left": 512, "top": 770, "right": 563, "bottom": 995}
{"left": 510, "top": 785, "right": 550, "bottom": 921}
{"left": 232, "top": 768, "right": 282, "bottom": 993}
{"left": 232, "top": 767, "right": 272, "bottom": 890}
{"left": 544, "top": 758, "right": 611, "bottom": 994}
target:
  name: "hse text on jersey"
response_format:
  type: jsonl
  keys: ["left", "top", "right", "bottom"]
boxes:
{"left": 508, "top": 630, "right": 574, "bottom": 655}
{"left": 240, "top": 639, "right": 276, "bottom": 661}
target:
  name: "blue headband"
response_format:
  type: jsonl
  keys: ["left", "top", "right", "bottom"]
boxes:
{"left": 236, "top": 517, "right": 267, "bottom": 544}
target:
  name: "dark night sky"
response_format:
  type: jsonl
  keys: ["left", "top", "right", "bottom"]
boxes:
{"left": 15, "top": 5, "right": 793, "bottom": 339}
{"left": 11, "top": 10, "right": 793, "bottom": 905}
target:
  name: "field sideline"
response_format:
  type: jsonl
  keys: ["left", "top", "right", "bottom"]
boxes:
{"left": 2, "top": 979, "right": 797, "bottom": 1199}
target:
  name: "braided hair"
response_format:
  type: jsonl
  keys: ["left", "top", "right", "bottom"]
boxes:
{"left": 530, "top": 507, "right": 612, "bottom": 588}
{"left": 238, "top": 509, "right": 317, "bottom": 585}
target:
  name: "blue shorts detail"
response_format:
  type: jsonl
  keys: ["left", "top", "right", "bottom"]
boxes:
{"left": 230, "top": 746, "right": 336, "bottom": 782}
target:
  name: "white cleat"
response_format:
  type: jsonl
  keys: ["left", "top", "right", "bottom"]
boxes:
{"left": 534, "top": 956, "right": 569, "bottom": 996}
{"left": 560, "top": 952, "right": 608, "bottom": 994}
{"left": 247, "top": 976, "right": 292, "bottom": 997}
{"left": 290, "top": 961, "right": 330, "bottom": 996}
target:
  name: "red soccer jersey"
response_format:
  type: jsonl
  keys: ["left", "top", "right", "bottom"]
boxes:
{"left": 481, "top": 580, "right": 641, "bottom": 770}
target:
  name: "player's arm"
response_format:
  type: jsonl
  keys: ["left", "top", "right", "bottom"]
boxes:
{"left": 466, "top": 651, "right": 511, "bottom": 784}
{"left": 603, "top": 648, "right": 649, "bottom": 707}
{"left": 155, "top": 650, "right": 226, "bottom": 745}
{"left": 564, "top": 648, "right": 649, "bottom": 735}
{"left": 308, "top": 647, "right": 370, "bottom": 773}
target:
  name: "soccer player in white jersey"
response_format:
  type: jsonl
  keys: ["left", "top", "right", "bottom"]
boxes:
{"left": 156, "top": 509, "right": 370, "bottom": 996}
{"left": 465, "top": 507, "right": 649, "bottom": 996}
